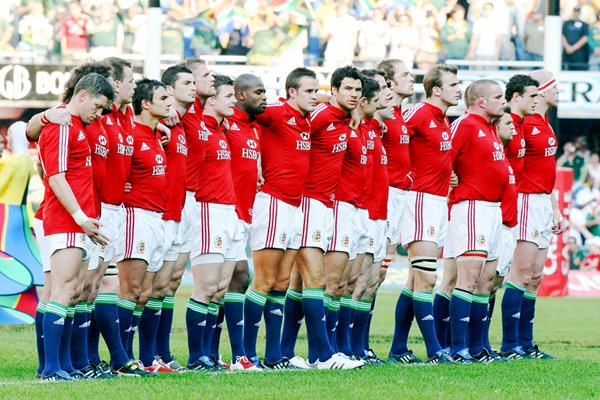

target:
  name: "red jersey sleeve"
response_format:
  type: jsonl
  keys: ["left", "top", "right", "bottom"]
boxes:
{"left": 39, "top": 123, "right": 68, "bottom": 177}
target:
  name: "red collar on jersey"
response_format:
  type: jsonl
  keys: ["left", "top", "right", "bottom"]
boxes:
{"left": 202, "top": 114, "right": 226, "bottom": 132}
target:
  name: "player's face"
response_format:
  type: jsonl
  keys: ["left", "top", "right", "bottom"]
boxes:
{"left": 392, "top": 62, "right": 414, "bottom": 97}
{"left": 191, "top": 64, "right": 216, "bottom": 98}
{"left": 517, "top": 85, "right": 538, "bottom": 116}
{"left": 373, "top": 75, "right": 394, "bottom": 107}
{"left": 332, "top": 77, "right": 362, "bottom": 112}
{"left": 213, "top": 85, "right": 236, "bottom": 118}
{"left": 495, "top": 113, "right": 514, "bottom": 144}
{"left": 292, "top": 76, "right": 319, "bottom": 114}
{"left": 80, "top": 93, "right": 111, "bottom": 124}
{"left": 362, "top": 92, "right": 381, "bottom": 119}
{"left": 148, "top": 86, "right": 172, "bottom": 119}
{"left": 117, "top": 66, "right": 136, "bottom": 105}
{"left": 543, "top": 83, "right": 559, "bottom": 108}
{"left": 172, "top": 72, "right": 196, "bottom": 105}
{"left": 243, "top": 82, "right": 267, "bottom": 115}
{"left": 438, "top": 72, "right": 461, "bottom": 106}
{"left": 483, "top": 84, "right": 506, "bottom": 118}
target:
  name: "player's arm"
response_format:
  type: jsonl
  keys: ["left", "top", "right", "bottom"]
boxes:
{"left": 257, "top": 154, "right": 264, "bottom": 192}
{"left": 26, "top": 109, "right": 72, "bottom": 141}
{"left": 48, "top": 173, "right": 109, "bottom": 245}
{"left": 550, "top": 192, "right": 565, "bottom": 235}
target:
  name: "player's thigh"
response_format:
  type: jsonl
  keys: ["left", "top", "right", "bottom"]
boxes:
{"left": 455, "top": 255, "right": 486, "bottom": 292}
{"left": 228, "top": 260, "right": 250, "bottom": 293}
{"left": 324, "top": 251, "right": 350, "bottom": 288}
{"left": 251, "top": 248, "right": 285, "bottom": 291}
{"left": 296, "top": 247, "right": 325, "bottom": 288}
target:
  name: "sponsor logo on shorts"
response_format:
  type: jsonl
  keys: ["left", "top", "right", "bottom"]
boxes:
{"left": 427, "top": 226, "right": 435, "bottom": 237}
{"left": 79, "top": 234, "right": 86, "bottom": 244}
{"left": 279, "top": 232, "right": 287, "bottom": 244}
{"left": 312, "top": 230, "right": 321, "bottom": 242}
{"left": 532, "top": 230, "right": 539, "bottom": 239}
{"left": 368, "top": 237, "right": 374, "bottom": 248}
{"left": 477, "top": 234, "right": 486, "bottom": 245}
{"left": 342, "top": 235, "right": 349, "bottom": 247}
{"left": 136, "top": 241, "right": 145, "bottom": 254}
{"left": 214, "top": 236, "right": 223, "bottom": 248}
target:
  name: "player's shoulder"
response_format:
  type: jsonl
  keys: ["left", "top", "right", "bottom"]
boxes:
{"left": 402, "top": 102, "right": 426, "bottom": 123}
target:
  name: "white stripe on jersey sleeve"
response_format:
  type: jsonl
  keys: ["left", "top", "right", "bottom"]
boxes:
{"left": 402, "top": 103, "right": 425, "bottom": 122}
{"left": 59, "top": 125, "right": 69, "bottom": 173}
{"left": 450, "top": 112, "right": 469, "bottom": 139}
{"left": 310, "top": 103, "right": 328, "bottom": 121}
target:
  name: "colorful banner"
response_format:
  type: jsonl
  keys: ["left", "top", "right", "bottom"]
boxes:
{"left": 567, "top": 270, "right": 600, "bottom": 297}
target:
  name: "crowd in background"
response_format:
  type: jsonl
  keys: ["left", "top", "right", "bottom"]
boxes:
{"left": 1, "top": 0, "right": 600, "bottom": 69}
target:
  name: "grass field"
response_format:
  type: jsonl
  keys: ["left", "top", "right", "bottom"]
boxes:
{"left": 1, "top": 288, "right": 599, "bottom": 399}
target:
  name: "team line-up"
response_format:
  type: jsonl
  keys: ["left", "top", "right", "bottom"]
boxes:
{"left": 27, "top": 57, "right": 563, "bottom": 381}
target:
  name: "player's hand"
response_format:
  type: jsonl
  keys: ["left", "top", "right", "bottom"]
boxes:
{"left": 124, "top": 182, "right": 132, "bottom": 193}
{"left": 222, "top": 119, "right": 230, "bottom": 132}
{"left": 399, "top": 171, "right": 414, "bottom": 191}
{"left": 257, "top": 171, "right": 265, "bottom": 192}
{"left": 82, "top": 218, "right": 110, "bottom": 246}
{"left": 450, "top": 171, "right": 459, "bottom": 188}
{"left": 162, "top": 109, "right": 180, "bottom": 127}
{"left": 349, "top": 108, "right": 361, "bottom": 130}
{"left": 157, "top": 123, "right": 171, "bottom": 145}
{"left": 47, "top": 108, "right": 72, "bottom": 126}
{"left": 552, "top": 209, "right": 565, "bottom": 235}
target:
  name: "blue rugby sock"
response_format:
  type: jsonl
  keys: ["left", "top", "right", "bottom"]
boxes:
{"left": 449, "top": 289, "right": 473, "bottom": 356}
{"left": 224, "top": 292, "right": 246, "bottom": 360}
{"left": 35, "top": 303, "right": 46, "bottom": 376}
{"left": 156, "top": 296, "right": 175, "bottom": 363}
{"left": 280, "top": 289, "right": 304, "bottom": 359}
{"left": 243, "top": 290, "right": 267, "bottom": 360}
{"left": 42, "top": 302, "right": 67, "bottom": 376}
{"left": 468, "top": 294, "right": 489, "bottom": 356}
{"left": 138, "top": 298, "right": 163, "bottom": 367}
{"left": 185, "top": 298, "right": 208, "bottom": 364}
{"left": 303, "top": 288, "right": 334, "bottom": 362}
{"left": 70, "top": 302, "right": 90, "bottom": 370}
{"left": 518, "top": 291, "right": 537, "bottom": 350}
{"left": 501, "top": 282, "right": 525, "bottom": 352}
{"left": 59, "top": 307, "right": 75, "bottom": 373}
{"left": 264, "top": 290, "right": 285, "bottom": 363}
{"left": 413, "top": 292, "right": 442, "bottom": 358}
{"left": 433, "top": 292, "right": 451, "bottom": 349}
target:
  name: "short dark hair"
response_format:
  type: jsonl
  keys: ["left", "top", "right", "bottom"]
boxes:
{"left": 133, "top": 78, "right": 166, "bottom": 115}
{"left": 103, "top": 57, "right": 132, "bottom": 82}
{"left": 505, "top": 74, "right": 540, "bottom": 102}
{"left": 375, "top": 59, "right": 403, "bottom": 81}
{"left": 331, "top": 66, "right": 362, "bottom": 89}
{"left": 360, "top": 68, "right": 386, "bottom": 80}
{"left": 62, "top": 62, "right": 111, "bottom": 103}
{"left": 361, "top": 76, "right": 380, "bottom": 102}
{"left": 212, "top": 74, "right": 234, "bottom": 94}
{"left": 285, "top": 67, "right": 317, "bottom": 99}
{"left": 503, "top": 106, "right": 511, "bottom": 114}
{"left": 73, "top": 73, "right": 114, "bottom": 102}
{"left": 161, "top": 65, "right": 193, "bottom": 87}
{"left": 423, "top": 64, "right": 458, "bottom": 97}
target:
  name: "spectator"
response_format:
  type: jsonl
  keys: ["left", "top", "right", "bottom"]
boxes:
{"left": 506, "top": 0, "right": 525, "bottom": 61}
{"left": 61, "top": 1, "right": 94, "bottom": 62}
{"left": 322, "top": 4, "right": 358, "bottom": 68}
{"left": 439, "top": 5, "right": 471, "bottom": 62}
{"left": 126, "top": 3, "right": 148, "bottom": 54}
{"left": 524, "top": 10, "right": 545, "bottom": 61}
{"left": 582, "top": 152, "right": 600, "bottom": 188}
{"left": 570, "top": 186, "right": 598, "bottom": 242}
{"left": 568, "top": 236, "right": 585, "bottom": 269}
{"left": 562, "top": 6, "right": 589, "bottom": 71}
{"left": 17, "top": 1, "right": 53, "bottom": 62}
{"left": 219, "top": 16, "right": 251, "bottom": 56}
{"left": 581, "top": 236, "right": 600, "bottom": 271}
{"left": 466, "top": 2, "right": 502, "bottom": 69}
{"left": 275, "top": 12, "right": 308, "bottom": 68}
{"left": 356, "top": 8, "right": 389, "bottom": 65}
{"left": 246, "top": 9, "right": 285, "bottom": 66}
{"left": 558, "top": 141, "right": 586, "bottom": 181}
{"left": 388, "top": 12, "right": 420, "bottom": 68}
{"left": 88, "top": 1, "right": 124, "bottom": 58}
{"left": 589, "top": 12, "right": 600, "bottom": 70}
{"left": 415, "top": 9, "right": 440, "bottom": 70}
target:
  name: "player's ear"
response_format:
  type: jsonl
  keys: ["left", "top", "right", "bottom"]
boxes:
{"left": 359, "top": 96, "right": 367, "bottom": 108}
{"left": 166, "top": 85, "right": 174, "bottom": 96}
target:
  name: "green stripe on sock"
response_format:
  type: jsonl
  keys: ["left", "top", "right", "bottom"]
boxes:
{"left": 208, "top": 303, "right": 220, "bottom": 315}
{"left": 96, "top": 293, "right": 118, "bottom": 304}
{"left": 66, "top": 307, "right": 75, "bottom": 318}
{"left": 75, "top": 302, "right": 87, "bottom": 313}
{"left": 452, "top": 289, "right": 473, "bottom": 303}
{"left": 286, "top": 289, "right": 302, "bottom": 302}
{"left": 523, "top": 291, "right": 537, "bottom": 300}
{"left": 412, "top": 292, "right": 433, "bottom": 303}
{"left": 117, "top": 298, "right": 136, "bottom": 310}
{"left": 340, "top": 296, "right": 353, "bottom": 307}
{"left": 357, "top": 300, "right": 372, "bottom": 312}
{"left": 401, "top": 288, "right": 414, "bottom": 298}
{"left": 350, "top": 299, "right": 360, "bottom": 310}
{"left": 146, "top": 298, "right": 163, "bottom": 311}
{"left": 328, "top": 298, "right": 341, "bottom": 311}
{"left": 246, "top": 290, "right": 268, "bottom": 306}
{"left": 162, "top": 296, "right": 175, "bottom": 309}
{"left": 505, "top": 281, "right": 526, "bottom": 292}
{"left": 224, "top": 292, "right": 246, "bottom": 303}
{"left": 187, "top": 299, "right": 208, "bottom": 314}
{"left": 472, "top": 294, "right": 490, "bottom": 304}
{"left": 267, "top": 295, "right": 286, "bottom": 306}
{"left": 36, "top": 303, "right": 46, "bottom": 314}
{"left": 436, "top": 291, "right": 451, "bottom": 301}
{"left": 302, "top": 288, "right": 324, "bottom": 300}
{"left": 45, "top": 302, "right": 67, "bottom": 318}
{"left": 87, "top": 303, "right": 94, "bottom": 313}
{"left": 133, "top": 307, "right": 143, "bottom": 318}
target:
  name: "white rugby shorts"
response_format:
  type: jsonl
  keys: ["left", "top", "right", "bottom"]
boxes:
{"left": 448, "top": 200, "right": 502, "bottom": 261}
{"left": 517, "top": 193, "right": 553, "bottom": 249}
{"left": 178, "top": 191, "right": 199, "bottom": 254}
{"left": 496, "top": 225, "right": 517, "bottom": 277}
{"left": 249, "top": 192, "right": 303, "bottom": 251}
{"left": 299, "top": 196, "right": 333, "bottom": 252}
{"left": 98, "top": 203, "right": 123, "bottom": 263}
{"left": 162, "top": 220, "right": 182, "bottom": 262}
{"left": 387, "top": 187, "right": 407, "bottom": 244}
{"left": 117, "top": 207, "right": 165, "bottom": 273}
{"left": 33, "top": 217, "right": 51, "bottom": 273}
{"left": 191, "top": 202, "right": 242, "bottom": 261}
{"left": 367, "top": 219, "right": 387, "bottom": 263}
{"left": 328, "top": 201, "right": 359, "bottom": 259}
{"left": 46, "top": 232, "right": 95, "bottom": 262}
{"left": 233, "top": 220, "right": 250, "bottom": 262}
{"left": 401, "top": 191, "right": 448, "bottom": 248}
{"left": 356, "top": 207, "right": 372, "bottom": 256}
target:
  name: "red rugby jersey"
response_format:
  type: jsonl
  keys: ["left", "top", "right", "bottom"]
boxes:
{"left": 181, "top": 97, "right": 208, "bottom": 193}
{"left": 449, "top": 113, "right": 508, "bottom": 204}
{"left": 383, "top": 105, "right": 411, "bottom": 189}
{"left": 367, "top": 120, "right": 389, "bottom": 220}
{"left": 226, "top": 107, "right": 260, "bottom": 223}
{"left": 123, "top": 123, "right": 167, "bottom": 213}
{"left": 86, "top": 119, "right": 109, "bottom": 216}
{"left": 519, "top": 113, "right": 557, "bottom": 194}
{"left": 403, "top": 102, "right": 453, "bottom": 197}
{"left": 162, "top": 114, "right": 188, "bottom": 221}
{"left": 358, "top": 118, "right": 376, "bottom": 209}
{"left": 255, "top": 99, "right": 311, "bottom": 207}
{"left": 506, "top": 113, "right": 526, "bottom": 184}
{"left": 38, "top": 117, "right": 95, "bottom": 235}
{"left": 501, "top": 160, "right": 518, "bottom": 227}
{"left": 336, "top": 124, "right": 369, "bottom": 208}
{"left": 303, "top": 102, "right": 350, "bottom": 207}
{"left": 195, "top": 115, "right": 236, "bottom": 205}
{"left": 100, "top": 104, "right": 134, "bottom": 206}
